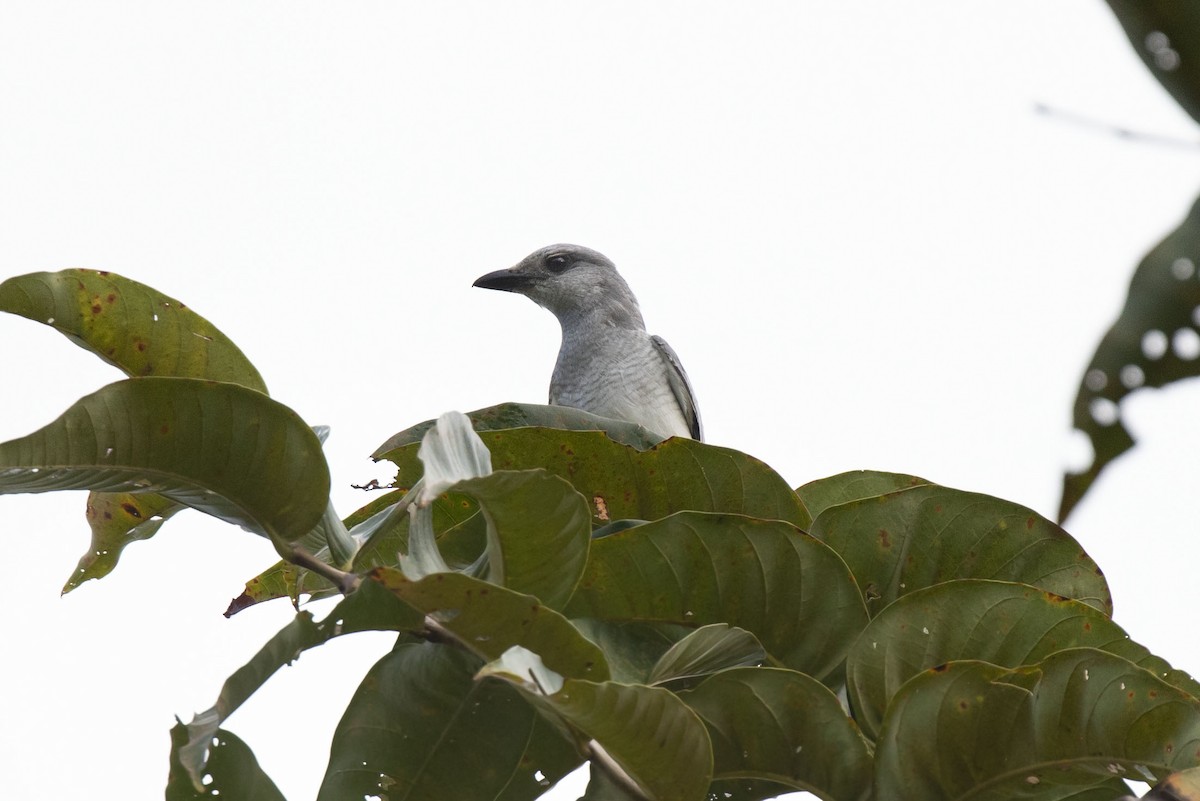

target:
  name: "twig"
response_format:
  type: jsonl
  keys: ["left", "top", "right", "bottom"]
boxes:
{"left": 585, "top": 739, "right": 650, "bottom": 801}
{"left": 1034, "top": 102, "right": 1200, "bottom": 150}
{"left": 285, "top": 545, "right": 361, "bottom": 595}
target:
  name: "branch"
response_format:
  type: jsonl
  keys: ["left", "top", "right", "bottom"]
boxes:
{"left": 1034, "top": 102, "right": 1200, "bottom": 150}
{"left": 284, "top": 545, "right": 361, "bottom": 595}
{"left": 585, "top": 739, "right": 650, "bottom": 801}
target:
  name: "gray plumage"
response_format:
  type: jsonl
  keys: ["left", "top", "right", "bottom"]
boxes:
{"left": 473, "top": 244, "right": 702, "bottom": 441}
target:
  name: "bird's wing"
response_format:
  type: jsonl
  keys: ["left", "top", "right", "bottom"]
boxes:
{"left": 651, "top": 335, "right": 703, "bottom": 441}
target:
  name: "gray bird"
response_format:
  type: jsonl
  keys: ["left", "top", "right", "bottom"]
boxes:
{"left": 474, "top": 244, "right": 702, "bottom": 441}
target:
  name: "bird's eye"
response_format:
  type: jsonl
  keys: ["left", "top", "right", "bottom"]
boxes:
{"left": 546, "top": 255, "right": 570, "bottom": 273}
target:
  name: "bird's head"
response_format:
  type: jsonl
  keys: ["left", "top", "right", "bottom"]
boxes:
{"left": 473, "top": 244, "right": 645, "bottom": 329}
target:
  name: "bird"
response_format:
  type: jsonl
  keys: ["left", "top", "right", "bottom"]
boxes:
{"left": 473, "top": 244, "right": 702, "bottom": 441}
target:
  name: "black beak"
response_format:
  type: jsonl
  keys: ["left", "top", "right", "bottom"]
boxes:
{"left": 473, "top": 268, "right": 535, "bottom": 293}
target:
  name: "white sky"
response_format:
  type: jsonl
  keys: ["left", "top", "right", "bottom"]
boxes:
{"left": 2, "top": 2, "right": 1199, "bottom": 799}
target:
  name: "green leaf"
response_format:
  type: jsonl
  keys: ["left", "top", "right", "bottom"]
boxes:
{"left": 570, "top": 619, "right": 692, "bottom": 685}
{"left": 808, "top": 484, "right": 1111, "bottom": 617}
{"left": 455, "top": 470, "right": 592, "bottom": 609}
{"left": 370, "top": 568, "right": 610, "bottom": 682}
{"left": 646, "top": 624, "right": 766, "bottom": 686}
{"left": 1060, "top": 191, "right": 1200, "bottom": 522}
{"left": 796, "top": 469, "right": 930, "bottom": 520}
{"left": 0, "top": 269, "right": 267, "bottom": 388}
{"left": 318, "top": 642, "right": 580, "bottom": 801}
{"left": 484, "top": 667, "right": 714, "bottom": 801}
{"left": 0, "top": 270, "right": 272, "bottom": 590}
{"left": 174, "top": 579, "right": 424, "bottom": 791}
{"left": 378, "top": 427, "right": 811, "bottom": 530}
{"left": 1104, "top": 2, "right": 1200, "bottom": 125}
{"left": 681, "top": 667, "right": 872, "bottom": 801}
{"left": 847, "top": 579, "right": 1200, "bottom": 741}
{"left": 874, "top": 648, "right": 1200, "bottom": 800}
{"left": 1061, "top": 192, "right": 1200, "bottom": 521}
{"left": 565, "top": 511, "right": 868, "bottom": 682}
{"left": 64, "top": 491, "right": 183, "bottom": 592}
{"left": 167, "top": 725, "right": 285, "bottom": 801}
{"left": 0, "top": 377, "right": 329, "bottom": 549}
{"left": 374, "top": 402, "right": 666, "bottom": 458}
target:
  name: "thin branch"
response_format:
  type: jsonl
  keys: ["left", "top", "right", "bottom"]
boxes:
{"left": 1034, "top": 102, "right": 1200, "bottom": 150}
{"left": 585, "top": 739, "right": 650, "bottom": 801}
{"left": 285, "top": 545, "right": 361, "bottom": 595}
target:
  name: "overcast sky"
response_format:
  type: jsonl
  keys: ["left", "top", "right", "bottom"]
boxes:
{"left": 2, "top": 3, "right": 1199, "bottom": 799}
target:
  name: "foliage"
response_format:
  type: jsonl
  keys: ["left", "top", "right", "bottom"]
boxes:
{"left": 5, "top": 269, "right": 1200, "bottom": 801}
{"left": 1062, "top": 2, "right": 1200, "bottom": 521}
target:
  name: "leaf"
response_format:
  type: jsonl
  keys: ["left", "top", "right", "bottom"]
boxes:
{"left": 795, "top": 469, "right": 931, "bottom": 520}
{"left": 0, "top": 377, "right": 329, "bottom": 549}
{"left": 64, "top": 491, "right": 183, "bottom": 592}
{"left": 565, "top": 511, "right": 868, "bottom": 683}
{"left": 483, "top": 667, "right": 714, "bottom": 801}
{"left": 373, "top": 401, "right": 666, "bottom": 457}
{"left": 0, "top": 269, "right": 267, "bottom": 388}
{"left": 1104, "top": 2, "right": 1200, "bottom": 125}
{"left": 646, "top": 624, "right": 766, "bottom": 686}
{"left": 167, "top": 725, "right": 285, "bottom": 801}
{"left": 174, "top": 579, "right": 424, "bottom": 791}
{"left": 378, "top": 426, "right": 811, "bottom": 530}
{"left": 874, "top": 648, "right": 1200, "bottom": 800}
{"left": 680, "top": 667, "right": 872, "bottom": 801}
{"left": 318, "top": 642, "right": 580, "bottom": 801}
{"left": 0, "top": 270, "right": 272, "bottom": 590}
{"left": 456, "top": 470, "right": 592, "bottom": 609}
{"left": 570, "top": 619, "right": 693, "bottom": 685}
{"left": 846, "top": 579, "right": 1200, "bottom": 741}
{"left": 1061, "top": 193, "right": 1200, "bottom": 521}
{"left": 369, "top": 568, "right": 610, "bottom": 682}
{"left": 808, "top": 484, "right": 1111, "bottom": 617}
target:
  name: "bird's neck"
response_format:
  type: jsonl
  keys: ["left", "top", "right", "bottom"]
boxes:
{"left": 558, "top": 296, "right": 646, "bottom": 335}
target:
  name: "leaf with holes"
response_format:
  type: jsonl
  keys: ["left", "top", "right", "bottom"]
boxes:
{"left": 1062, "top": 193, "right": 1200, "bottom": 521}
{"left": 166, "top": 725, "right": 285, "bottom": 801}
{"left": 0, "top": 269, "right": 271, "bottom": 590}
{"left": 795, "top": 469, "right": 931, "bottom": 520}
{"left": 0, "top": 377, "right": 329, "bottom": 550}
{"left": 565, "top": 511, "right": 867, "bottom": 682}
{"left": 318, "top": 642, "right": 581, "bottom": 801}
{"left": 809, "top": 484, "right": 1111, "bottom": 617}
{"left": 173, "top": 579, "right": 424, "bottom": 792}
{"left": 846, "top": 579, "right": 1200, "bottom": 741}
{"left": 379, "top": 427, "right": 810, "bottom": 531}
{"left": 681, "top": 667, "right": 872, "bottom": 801}
{"left": 874, "top": 648, "right": 1200, "bottom": 800}
{"left": 1105, "top": 2, "right": 1200, "bottom": 125}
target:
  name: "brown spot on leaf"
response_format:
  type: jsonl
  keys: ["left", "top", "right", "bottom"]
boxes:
{"left": 594, "top": 495, "right": 610, "bottom": 521}
{"left": 106, "top": 293, "right": 116, "bottom": 303}
{"left": 958, "top": 700, "right": 969, "bottom": 710}
{"left": 878, "top": 529, "right": 891, "bottom": 548}
{"left": 97, "top": 270, "right": 110, "bottom": 276}
{"left": 159, "top": 424, "right": 170, "bottom": 435}
{"left": 135, "top": 340, "right": 147, "bottom": 352}
{"left": 1026, "top": 516, "right": 1036, "bottom": 530}
{"left": 932, "top": 663, "right": 949, "bottom": 672}
{"left": 121, "top": 502, "right": 142, "bottom": 518}
{"left": 91, "top": 303, "right": 102, "bottom": 314}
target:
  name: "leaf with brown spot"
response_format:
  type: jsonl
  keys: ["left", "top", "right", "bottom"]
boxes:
{"left": 809, "top": 484, "right": 1111, "bottom": 618}
{"left": 0, "top": 269, "right": 271, "bottom": 589}
{"left": 846, "top": 579, "right": 1200, "bottom": 741}
{"left": 875, "top": 649, "right": 1200, "bottom": 799}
